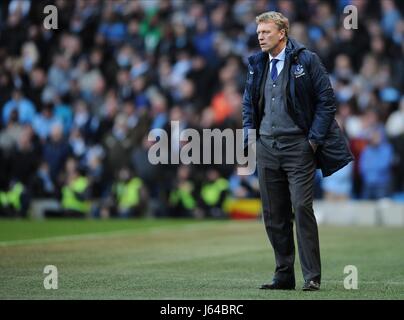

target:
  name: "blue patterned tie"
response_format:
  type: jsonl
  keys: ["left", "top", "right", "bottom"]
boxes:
{"left": 271, "top": 58, "right": 279, "bottom": 81}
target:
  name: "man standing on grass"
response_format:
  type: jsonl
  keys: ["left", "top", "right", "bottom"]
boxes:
{"left": 242, "top": 11, "right": 353, "bottom": 291}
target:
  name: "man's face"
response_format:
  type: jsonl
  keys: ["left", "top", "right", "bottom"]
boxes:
{"left": 256, "top": 21, "right": 284, "bottom": 53}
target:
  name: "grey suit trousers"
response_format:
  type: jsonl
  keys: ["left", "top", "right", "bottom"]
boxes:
{"left": 256, "top": 134, "right": 321, "bottom": 283}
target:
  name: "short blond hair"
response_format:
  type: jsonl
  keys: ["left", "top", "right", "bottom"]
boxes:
{"left": 256, "top": 11, "right": 289, "bottom": 38}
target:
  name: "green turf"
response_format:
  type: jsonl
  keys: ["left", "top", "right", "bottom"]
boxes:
{"left": 0, "top": 219, "right": 403, "bottom": 300}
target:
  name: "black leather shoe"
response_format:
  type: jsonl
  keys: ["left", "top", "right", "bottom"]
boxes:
{"left": 260, "top": 280, "right": 295, "bottom": 290}
{"left": 302, "top": 280, "right": 320, "bottom": 291}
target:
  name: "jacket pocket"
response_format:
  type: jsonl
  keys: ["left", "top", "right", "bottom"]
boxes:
{"left": 317, "top": 120, "right": 354, "bottom": 177}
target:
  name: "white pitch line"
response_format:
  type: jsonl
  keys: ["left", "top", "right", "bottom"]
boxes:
{"left": 320, "top": 279, "right": 404, "bottom": 285}
{"left": 0, "top": 229, "right": 139, "bottom": 247}
{"left": 0, "top": 221, "right": 230, "bottom": 247}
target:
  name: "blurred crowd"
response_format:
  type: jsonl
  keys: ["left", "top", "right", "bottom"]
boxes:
{"left": 0, "top": 0, "right": 403, "bottom": 218}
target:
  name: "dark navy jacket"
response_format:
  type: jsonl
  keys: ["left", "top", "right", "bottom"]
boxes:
{"left": 242, "top": 38, "right": 354, "bottom": 177}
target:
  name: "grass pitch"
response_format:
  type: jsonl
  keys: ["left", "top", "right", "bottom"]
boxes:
{"left": 0, "top": 218, "right": 403, "bottom": 300}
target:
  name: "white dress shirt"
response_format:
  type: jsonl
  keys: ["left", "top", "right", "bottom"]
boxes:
{"left": 269, "top": 46, "right": 286, "bottom": 75}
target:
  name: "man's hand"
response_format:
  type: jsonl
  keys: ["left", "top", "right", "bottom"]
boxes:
{"left": 309, "top": 140, "right": 318, "bottom": 153}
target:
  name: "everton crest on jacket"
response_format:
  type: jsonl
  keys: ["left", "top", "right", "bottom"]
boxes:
{"left": 242, "top": 38, "right": 354, "bottom": 177}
